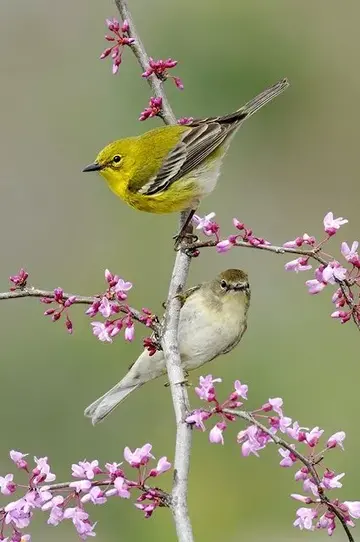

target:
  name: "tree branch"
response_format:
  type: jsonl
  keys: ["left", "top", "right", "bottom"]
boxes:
{"left": 0, "top": 287, "right": 160, "bottom": 331}
{"left": 113, "top": 1, "right": 194, "bottom": 540}
{"left": 225, "top": 409, "right": 355, "bottom": 542}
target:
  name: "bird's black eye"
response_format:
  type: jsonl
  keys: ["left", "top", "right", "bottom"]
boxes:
{"left": 220, "top": 279, "right": 227, "bottom": 290}
{"left": 113, "top": 155, "right": 121, "bottom": 163}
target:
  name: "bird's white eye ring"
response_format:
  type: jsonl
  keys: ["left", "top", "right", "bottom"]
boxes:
{"left": 220, "top": 279, "right": 227, "bottom": 290}
{"left": 113, "top": 155, "right": 121, "bottom": 163}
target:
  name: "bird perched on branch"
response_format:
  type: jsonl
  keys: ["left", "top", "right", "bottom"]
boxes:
{"left": 83, "top": 78, "right": 289, "bottom": 238}
{"left": 85, "top": 269, "right": 251, "bottom": 425}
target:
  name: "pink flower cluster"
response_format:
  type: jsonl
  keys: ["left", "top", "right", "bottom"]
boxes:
{"left": 9, "top": 269, "right": 28, "bottom": 290}
{"left": 142, "top": 58, "right": 183, "bottom": 90}
{"left": 139, "top": 97, "right": 163, "bottom": 121}
{"left": 100, "top": 18, "right": 134, "bottom": 75}
{"left": 0, "top": 446, "right": 171, "bottom": 540}
{"left": 186, "top": 375, "right": 359, "bottom": 537}
{"left": 41, "top": 288, "right": 76, "bottom": 334}
{"left": 87, "top": 269, "right": 154, "bottom": 344}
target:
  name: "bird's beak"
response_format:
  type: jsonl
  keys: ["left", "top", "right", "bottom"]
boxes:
{"left": 82, "top": 162, "right": 102, "bottom": 172}
{"left": 233, "top": 282, "right": 249, "bottom": 292}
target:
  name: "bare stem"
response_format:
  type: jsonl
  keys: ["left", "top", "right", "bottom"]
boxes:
{"left": 224, "top": 409, "right": 355, "bottom": 542}
{"left": 113, "top": 1, "right": 194, "bottom": 540}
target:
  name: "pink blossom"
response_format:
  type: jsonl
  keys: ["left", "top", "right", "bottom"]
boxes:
{"left": 284, "top": 257, "right": 312, "bottom": 273}
{"left": 9, "top": 268, "right": 28, "bottom": 288}
{"left": 293, "top": 507, "right": 317, "bottom": 530}
{"left": 291, "top": 493, "right": 312, "bottom": 504}
{"left": 0, "top": 474, "right": 16, "bottom": 495}
{"left": 322, "top": 261, "right": 347, "bottom": 283}
{"left": 81, "top": 486, "right": 107, "bottom": 505}
{"left": 344, "top": 501, "right": 360, "bottom": 519}
{"left": 303, "top": 478, "right": 319, "bottom": 497}
{"left": 192, "top": 212, "right": 219, "bottom": 237}
{"left": 305, "top": 426, "right": 324, "bottom": 447}
{"left": 124, "top": 323, "right": 135, "bottom": 342}
{"left": 134, "top": 501, "right": 157, "bottom": 518}
{"left": 71, "top": 460, "right": 99, "bottom": 480}
{"left": 317, "top": 513, "right": 336, "bottom": 536}
{"left": 105, "top": 476, "right": 130, "bottom": 499}
{"left": 341, "top": 241, "right": 360, "bottom": 265}
{"left": 321, "top": 470, "right": 345, "bottom": 490}
{"left": 91, "top": 322, "right": 112, "bottom": 343}
{"left": 139, "top": 97, "right": 162, "bottom": 121}
{"left": 233, "top": 218, "right": 245, "bottom": 230}
{"left": 10, "top": 451, "right": 28, "bottom": 470}
{"left": 124, "top": 443, "right": 154, "bottom": 468}
{"left": 262, "top": 397, "right": 283, "bottom": 416}
{"left": 114, "top": 278, "right": 133, "bottom": 299}
{"left": 209, "top": 422, "right": 226, "bottom": 445}
{"left": 64, "top": 507, "right": 96, "bottom": 538}
{"left": 278, "top": 447, "right": 296, "bottom": 467}
{"left": 237, "top": 425, "right": 269, "bottom": 457}
{"left": 283, "top": 234, "right": 316, "bottom": 248}
{"left": 323, "top": 211, "right": 348, "bottom": 236}
{"left": 98, "top": 297, "right": 112, "bottom": 318}
{"left": 105, "top": 462, "right": 123, "bottom": 477}
{"left": 216, "top": 239, "right": 234, "bottom": 253}
{"left": 33, "top": 457, "right": 55, "bottom": 484}
{"left": 185, "top": 409, "right": 209, "bottom": 431}
{"left": 270, "top": 415, "right": 292, "bottom": 434}
{"left": 234, "top": 380, "right": 248, "bottom": 399}
{"left": 331, "top": 310, "right": 352, "bottom": 324}
{"left": 47, "top": 504, "right": 64, "bottom": 526}
{"left": 287, "top": 421, "right": 308, "bottom": 441}
{"left": 327, "top": 431, "right": 346, "bottom": 450}
{"left": 149, "top": 457, "right": 171, "bottom": 476}
{"left": 295, "top": 467, "right": 309, "bottom": 481}
{"left": 195, "top": 375, "right": 221, "bottom": 402}
{"left": 305, "top": 278, "right": 326, "bottom": 295}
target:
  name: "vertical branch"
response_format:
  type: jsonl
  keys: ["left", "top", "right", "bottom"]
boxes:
{"left": 114, "top": 1, "right": 194, "bottom": 540}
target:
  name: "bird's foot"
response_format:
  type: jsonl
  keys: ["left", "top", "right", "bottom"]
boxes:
{"left": 164, "top": 371, "right": 191, "bottom": 387}
{"left": 173, "top": 232, "right": 198, "bottom": 251}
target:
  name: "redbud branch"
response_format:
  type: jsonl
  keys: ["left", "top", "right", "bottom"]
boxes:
{"left": 44, "top": 480, "right": 172, "bottom": 508}
{"left": 114, "top": 0, "right": 176, "bottom": 125}
{"left": 113, "top": 2, "right": 194, "bottom": 540}
{"left": 225, "top": 409, "right": 355, "bottom": 542}
{"left": 0, "top": 287, "right": 160, "bottom": 334}
{"left": 188, "top": 239, "right": 360, "bottom": 332}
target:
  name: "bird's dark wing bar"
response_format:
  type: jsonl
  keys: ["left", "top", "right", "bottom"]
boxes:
{"left": 139, "top": 122, "right": 231, "bottom": 196}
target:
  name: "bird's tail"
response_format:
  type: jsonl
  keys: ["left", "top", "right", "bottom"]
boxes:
{"left": 84, "top": 381, "right": 141, "bottom": 425}
{"left": 219, "top": 78, "right": 289, "bottom": 124}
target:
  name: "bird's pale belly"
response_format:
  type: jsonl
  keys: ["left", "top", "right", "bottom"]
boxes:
{"left": 177, "top": 293, "right": 245, "bottom": 370}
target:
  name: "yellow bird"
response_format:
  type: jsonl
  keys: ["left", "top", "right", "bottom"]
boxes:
{"left": 83, "top": 78, "right": 289, "bottom": 219}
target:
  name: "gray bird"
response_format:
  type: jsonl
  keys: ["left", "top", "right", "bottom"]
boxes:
{"left": 85, "top": 269, "right": 250, "bottom": 425}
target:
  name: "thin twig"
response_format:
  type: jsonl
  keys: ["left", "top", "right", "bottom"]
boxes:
{"left": 0, "top": 287, "right": 160, "bottom": 331}
{"left": 113, "top": 2, "right": 194, "bottom": 540}
{"left": 224, "top": 409, "right": 355, "bottom": 542}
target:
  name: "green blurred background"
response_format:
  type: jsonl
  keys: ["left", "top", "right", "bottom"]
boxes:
{"left": 0, "top": 0, "right": 359, "bottom": 540}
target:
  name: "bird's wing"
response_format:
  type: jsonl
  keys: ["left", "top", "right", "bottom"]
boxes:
{"left": 175, "top": 284, "right": 202, "bottom": 307}
{"left": 138, "top": 122, "right": 233, "bottom": 196}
